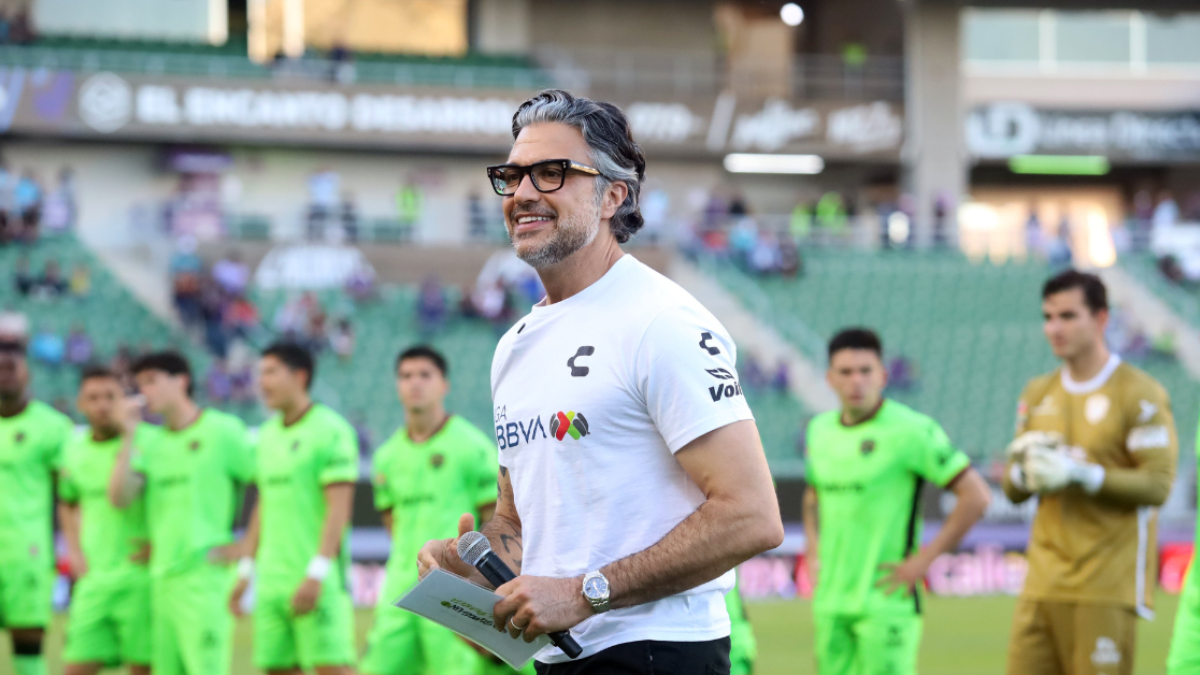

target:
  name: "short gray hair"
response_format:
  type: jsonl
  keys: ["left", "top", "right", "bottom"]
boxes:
{"left": 512, "top": 90, "right": 646, "bottom": 244}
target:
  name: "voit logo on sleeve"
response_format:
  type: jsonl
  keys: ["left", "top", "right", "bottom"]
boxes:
{"left": 551, "top": 411, "right": 590, "bottom": 441}
{"left": 707, "top": 368, "right": 744, "bottom": 402}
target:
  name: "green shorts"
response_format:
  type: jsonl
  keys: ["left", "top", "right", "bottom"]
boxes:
{"left": 814, "top": 612, "right": 923, "bottom": 675}
{"left": 0, "top": 560, "right": 54, "bottom": 629}
{"left": 359, "top": 603, "right": 482, "bottom": 675}
{"left": 730, "top": 620, "right": 758, "bottom": 675}
{"left": 64, "top": 571, "right": 152, "bottom": 666}
{"left": 152, "top": 564, "right": 236, "bottom": 675}
{"left": 254, "top": 580, "right": 356, "bottom": 671}
{"left": 1170, "top": 571, "right": 1200, "bottom": 674}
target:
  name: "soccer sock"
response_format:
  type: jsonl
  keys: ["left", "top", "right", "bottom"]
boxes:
{"left": 12, "top": 655, "right": 46, "bottom": 675}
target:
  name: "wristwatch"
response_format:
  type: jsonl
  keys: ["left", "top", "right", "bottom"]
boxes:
{"left": 581, "top": 570, "right": 611, "bottom": 613}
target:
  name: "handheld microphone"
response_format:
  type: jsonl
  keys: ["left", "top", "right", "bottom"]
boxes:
{"left": 457, "top": 531, "right": 583, "bottom": 659}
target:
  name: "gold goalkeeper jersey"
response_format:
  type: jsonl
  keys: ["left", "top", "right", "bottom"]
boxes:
{"left": 1007, "top": 355, "right": 1177, "bottom": 615}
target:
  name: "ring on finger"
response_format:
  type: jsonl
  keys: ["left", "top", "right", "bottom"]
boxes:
{"left": 509, "top": 617, "right": 527, "bottom": 632}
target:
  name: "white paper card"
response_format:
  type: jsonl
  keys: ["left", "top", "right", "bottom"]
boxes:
{"left": 395, "top": 569, "right": 550, "bottom": 669}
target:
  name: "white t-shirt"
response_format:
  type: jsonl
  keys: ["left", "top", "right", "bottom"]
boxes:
{"left": 490, "top": 254, "right": 754, "bottom": 663}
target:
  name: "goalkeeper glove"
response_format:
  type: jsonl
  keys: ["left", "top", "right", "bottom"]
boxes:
{"left": 1024, "top": 446, "right": 1105, "bottom": 494}
{"left": 1005, "top": 431, "right": 1063, "bottom": 492}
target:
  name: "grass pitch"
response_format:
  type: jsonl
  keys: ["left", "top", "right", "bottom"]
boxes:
{"left": 0, "top": 593, "right": 1180, "bottom": 674}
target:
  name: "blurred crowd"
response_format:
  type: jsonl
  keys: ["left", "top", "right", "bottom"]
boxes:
{"left": 0, "top": 163, "right": 76, "bottom": 245}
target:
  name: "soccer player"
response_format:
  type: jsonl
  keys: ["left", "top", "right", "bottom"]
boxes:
{"left": 59, "top": 366, "right": 153, "bottom": 675}
{"left": 804, "top": 328, "right": 990, "bottom": 675}
{"left": 1169, "top": 483, "right": 1200, "bottom": 673}
{"left": 1003, "top": 270, "right": 1178, "bottom": 675}
{"left": 228, "top": 342, "right": 358, "bottom": 675}
{"left": 0, "top": 339, "right": 73, "bottom": 675}
{"left": 109, "top": 351, "right": 255, "bottom": 675}
{"left": 360, "top": 345, "right": 502, "bottom": 675}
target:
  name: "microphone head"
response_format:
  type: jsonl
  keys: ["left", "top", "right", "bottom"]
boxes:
{"left": 457, "top": 531, "right": 492, "bottom": 567}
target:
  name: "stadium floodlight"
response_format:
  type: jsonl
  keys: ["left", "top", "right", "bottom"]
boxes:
{"left": 781, "top": 3, "right": 805, "bottom": 26}
{"left": 724, "top": 153, "right": 824, "bottom": 175}
{"left": 1008, "top": 155, "right": 1110, "bottom": 176}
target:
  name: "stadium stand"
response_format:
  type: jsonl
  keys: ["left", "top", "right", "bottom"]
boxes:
{"left": 703, "top": 249, "right": 1200, "bottom": 462}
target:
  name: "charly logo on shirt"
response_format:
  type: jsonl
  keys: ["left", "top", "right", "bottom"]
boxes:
{"left": 550, "top": 411, "right": 590, "bottom": 441}
{"left": 567, "top": 346, "right": 594, "bottom": 377}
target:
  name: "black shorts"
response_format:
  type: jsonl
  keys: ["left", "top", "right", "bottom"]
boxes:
{"left": 534, "top": 637, "right": 731, "bottom": 675}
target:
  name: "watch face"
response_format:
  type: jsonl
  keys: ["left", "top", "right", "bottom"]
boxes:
{"left": 584, "top": 576, "right": 608, "bottom": 598}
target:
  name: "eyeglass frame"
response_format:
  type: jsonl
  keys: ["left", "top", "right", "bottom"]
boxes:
{"left": 485, "top": 159, "right": 603, "bottom": 197}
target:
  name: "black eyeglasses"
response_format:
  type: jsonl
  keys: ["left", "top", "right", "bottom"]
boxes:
{"left": 486, "top": 159, "right": 602, "bottom": 197}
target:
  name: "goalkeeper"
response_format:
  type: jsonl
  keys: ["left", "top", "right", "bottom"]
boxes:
{"left": 1003, "top": 271, "right": 1177, "bottom": 675}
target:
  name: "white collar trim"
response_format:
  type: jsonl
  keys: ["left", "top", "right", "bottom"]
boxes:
{"left": 1060, "top": 353, "right": 1121, "bottom": 395}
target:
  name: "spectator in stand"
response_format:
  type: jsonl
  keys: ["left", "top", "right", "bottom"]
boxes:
{"left": 458, "top": 283, "right": 480, "bottom": 319}
{"left": 0, "top": 306, "right": 28, "bottom": 341}
{"left": 29, "top": 324, "right": 64, "bottom": 366}
{"left": 42, "top": 167, "right": 76, "bottom": 233}
{"left": 170, "top": 237, "right": 204, "bottom": 327}
{"left": 779, "top": 235, "right": 801, "bottom": 277}
{"left": 749, "top": 232, "right": 781, "bottom": 276}
{"left": 204, "top": 358, "right": 233, "bottom": 403}
{"left": 36, "top": 260, "right": 67, "bottom": 298}
{"left": 1153, "top": 189, "right": 1180, "bottom": 231}
{"left": 0, "top": 160, "right": 12, "bottom": 243}
{"left": 305, "top": 302, "right": 329, "bottom": 353}
{"left": 14, "top": 170, "right": 42, "bottom": 241}
{"left": 345, "top": 265, "right": 378, "bottom": 304}
{"left": 69, "top": 262, "right": 90, "bottom": 299}
{"left": 307, "top": 167, "right": 341, "bottom": 239}
{"left": 200, "top": 281, "right": 229, "bottom": 357}
{"left": 330, "top": 318, "right": 355, "bottom": 362}
{"left": 212, "top": 251, "right": 250, "bottom": 297}
{"left": 224, "top": 294, "right": 259, "bottom": 342}
{"left": 771, "top": 360, "right": 791, "bottom": 394}
{"left": 887, "top": 355, "right": 918, "bottom": 391}
{"left": 1025, "top": 208, "right": 1044, "bottom": 260}
{"left": 13, "top": 257, "right": 34, "bottom": 296}
{"left": 742, "top": 353, "right": 767, "bottom": 391}
{"left": 472, "top": 280, "right": 509, "bottom": 334}
{"left": 416, "top": 275, "right": 447, "bottom": 338}
{"left": 64, "top": 324, "right": 93, "bottom": 366}
{"left": 341, "top": 191, "right": 359, "bottom": 242}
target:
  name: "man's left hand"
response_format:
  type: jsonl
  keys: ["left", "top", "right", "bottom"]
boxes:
{"left": 492, "top": 575, "right": 592, "bottom": 643}
{"left": 291, "top": 577, "right": 322, "bottom": 616}
{"left": 876, "top": 556, "right": 930, "bottom": 596}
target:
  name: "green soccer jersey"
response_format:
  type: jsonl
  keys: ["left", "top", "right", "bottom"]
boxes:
{"left": 135, "top": 409, "right": 254, "bottom": 577}
{"left": 372, "top": 415, "right": 498, "bottom": 597}
{"left": 805, "top": 399, "right": 970, "bottom": 616}
{"left": 255, "top": 404, "right": 359, "bottom": 591}
{"left": 59, "top": 425, "right": 155, "bottom": 581}
{"left": 0, "top": 400, "right": 73, "bottom": 565}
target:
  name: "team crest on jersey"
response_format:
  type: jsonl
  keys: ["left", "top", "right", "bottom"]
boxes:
{"left": 860, "top": 439, "right": 876, "bottom": 456}
{"left": 1032, "top": 395, "right": 1057, "bottom": 417}
{"left": 1085, "top": 394, "right": 1110, "bottom": 424}
{"left": 188, "top": 440, "right": 200, "bottom": 452}
{"left": 430, "top": 453, "right": 445, "bottom": 468}
{"left": 13, "top": 431, "right": 24, "bottom": 444}
{"left": 1091, "top": 637, "right": 1121, "bottom": 666}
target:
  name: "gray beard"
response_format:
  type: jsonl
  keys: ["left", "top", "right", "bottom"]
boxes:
{"left": 512, "top": 204, "right": 601, "bottom": 269}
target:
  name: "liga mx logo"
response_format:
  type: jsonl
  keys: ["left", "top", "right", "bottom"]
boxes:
{"left": 550, "top": 411, "right": 590, "bottom": 441}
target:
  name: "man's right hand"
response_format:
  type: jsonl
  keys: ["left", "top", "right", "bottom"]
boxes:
{"left": 416, "top": 513, "right": 486, "bottom": 584}
{"left": 119, "top": 395, "right": 144, "bottom": 438}
{"left": 229, "top": 578, "right": 250, "bottom": 617}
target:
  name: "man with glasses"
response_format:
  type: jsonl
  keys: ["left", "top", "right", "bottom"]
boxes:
{"left": 419, "top": 89, "right": 783, "bottom": 674}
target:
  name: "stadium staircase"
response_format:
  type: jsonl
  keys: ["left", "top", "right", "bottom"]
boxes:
{"left": 702, "top": 250, "right": 1200, "bottom": 461}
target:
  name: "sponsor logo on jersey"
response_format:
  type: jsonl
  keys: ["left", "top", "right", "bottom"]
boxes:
{"left": 13, "top": 431, "right": 24, "bottom": 444}
{"left": 1085, "top": 394, "right": 1110, "bottom": 424}
{"left": 567, "top": 346, "right": 595, "bottom": 377}
{"left": 188, "top": 440, "right": 201, "bottom": 452}
{"left": 1138, "top": 400, "right": 1158, "bottom": 423}
{"left": 1032, "top": 395, "right": 1057, "bottom": 417}
{"left": 1127, "top": 425, "right": 1170, "bottom": 451}
{"left": 709, "top": 380, "right": 744, "bottom": 402}
{"left": 860, "top": 439, "right": 876, "bottom": 456}
{"left": 706, "top": 368, "right": 735, "bottom": 380}
{"left": 1091, "top": 637, "right": 1121, "bottom": 666}
{"left": 699, "top": 332, "right": 721, "bottom": 355}
{"left": 430, "top": 453, "right": 445, "bottom": 468}
{"left": 494, "top": 414, "right": 549, "bottom": 450}
{"left": 551, "top": 411, "right": 590, "bottom": 441}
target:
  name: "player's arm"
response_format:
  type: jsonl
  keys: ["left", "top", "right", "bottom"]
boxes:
{"left": 57, "top": 501, "right": 86, "bottom": 577}
{"left": 1096, "top": 391, "right": 1178, "bottom": 507}
{"left": 108, "top": 400, "right": 146, "bottom": 508}
{"left": 879, "top": 468, "right": 990, "bottom": 594}
{"left": 291, "top": 481, "right": 355, "bottom": 615}
{"left": 802, "top": 485, "right": 818, "bottom": 581}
